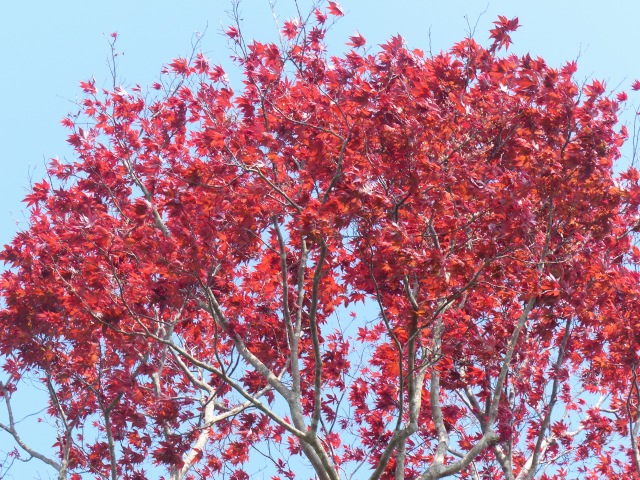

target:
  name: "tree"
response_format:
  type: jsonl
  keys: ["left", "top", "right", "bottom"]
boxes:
{"left": 2, "top": 3, "right": 640, "bottom": 479}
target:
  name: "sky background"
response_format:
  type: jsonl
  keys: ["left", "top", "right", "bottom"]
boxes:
{"left": 1, "top": 0, "right": 640, "bottom": 478}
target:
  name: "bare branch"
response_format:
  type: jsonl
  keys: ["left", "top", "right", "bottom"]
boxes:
{"left": 0, "top": 382, "right": 63, "bottom": 472}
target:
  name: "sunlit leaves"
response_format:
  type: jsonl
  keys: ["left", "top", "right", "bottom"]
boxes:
{"left": 347, "top": 32, "right": 366, "bottom": 49}
{"left": 2, "top": 2, "right": 640, "bottom": 480}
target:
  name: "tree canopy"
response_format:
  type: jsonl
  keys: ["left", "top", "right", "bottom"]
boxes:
{"left": 2, "top": 4, "right": 640, "bottom": 479}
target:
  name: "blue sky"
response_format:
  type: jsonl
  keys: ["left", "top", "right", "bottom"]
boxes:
{"left": 3, "top": 1, "right": 640, "bottom": 246}
{"left": 5, "top": 0, "right": 640, "bottom": 251}
{"left": 1, "top": 0, "right": 640, "bottom": 478}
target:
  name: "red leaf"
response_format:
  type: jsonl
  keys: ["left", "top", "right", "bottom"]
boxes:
{"left": 489, "top": 15, "right": 520, "bottom": 51}
{"left": 347, "top": 32, "right": 366, "bottom": 48}
{"left": 23, "top": 180, "right": 50, "bottom": 207}
{"left": 584, "top": 79, "right": 606, "bottom": 97}
{"left": 170, "top": 57, "right": 191, "bottom": 75}
{"left": 79, "top": 79, "right": 96, "bottom": 94}
{"left": 314, "top": 8, "right": 327, "bottom": 24}
{"left": 226, "top": 26, "right": 239, "bottom": 39}
{"left": 282, "top": 19, "right": 300, "bottom": 40}
{"left": 327, "top": 1, "right": 343, "bottom": 16}
{"left": 194, "top": 53, "right": 210, "bottom": 74}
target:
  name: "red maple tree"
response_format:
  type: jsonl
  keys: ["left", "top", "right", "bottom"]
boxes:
{"left": 3, "top": 4, "right": 640, "bottom": 479}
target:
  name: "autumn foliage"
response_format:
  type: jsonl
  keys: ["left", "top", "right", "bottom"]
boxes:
{"left": 3, "top": 5, "right": 640, "bottom": 479}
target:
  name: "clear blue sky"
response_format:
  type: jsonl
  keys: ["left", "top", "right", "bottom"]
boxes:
{"left": 1, "top": 0, "right": 640, "bottom": 478}
{"left": 3, "top": 1, "right": 640, "bottom": 244}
